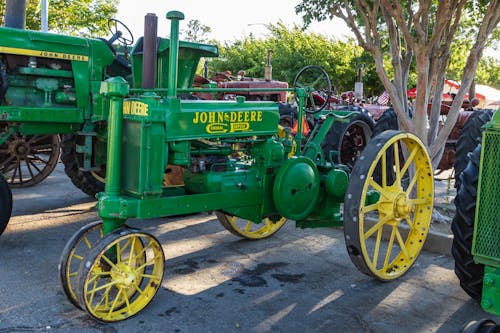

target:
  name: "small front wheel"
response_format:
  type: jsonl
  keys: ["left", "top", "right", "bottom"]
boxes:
{"left": 344, "top": 131, "right": 434, "bottom": 280}
{"left": 76, "top": 228, "right": 164, "bottom": 322}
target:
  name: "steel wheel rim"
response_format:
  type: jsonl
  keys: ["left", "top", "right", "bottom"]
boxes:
{"left": 345, "top": 132, "right": 434, "bottom": 280}
{"left": 339, "top": 120, "right": 372, "bottom": 168}
{"left": 60, "top": 221, "right": 104, "bottom": 309}
{"left": 0, "top": 133, "right": 60, "bottom": 187}
{"left": 216, "top": 212, "right": 287, "bottom": 240}
{"left": 79, "top": 230, "right": 164, "bottom": 322}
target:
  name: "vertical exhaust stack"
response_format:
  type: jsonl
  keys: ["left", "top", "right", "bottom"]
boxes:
{"left": 4, "top": 0, "right": 27, "bottom": 29}
{"left": 142, "top": 13, "right": 158, "bottom": 89}
{"left": 264, "top": 49, "right": 273, "bottom": 82}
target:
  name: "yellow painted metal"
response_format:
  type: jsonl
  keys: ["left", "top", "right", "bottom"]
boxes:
{"left": 80, "top": 230, "right": 164, "bottom": 322}
{"left": 0, "top": 46, "right": 89, "bottom": 61}
{"left": 357, "top": 132, "right": 433, "bottom": 280}
{"left": 215, "top": 212, "right": 287, "bottom": 240}
{"left": 59, "top": 221, "right": 103, "bottom": 309}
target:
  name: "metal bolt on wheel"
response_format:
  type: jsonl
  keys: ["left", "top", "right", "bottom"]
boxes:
{"left": 344, "top": 130, "right": 434, "bottom": 280}
{"left": 215, "top": 212, "right": 287, "bottom": 240}
{"left": 76, "top": 228, "right": 164, "bottom": 322}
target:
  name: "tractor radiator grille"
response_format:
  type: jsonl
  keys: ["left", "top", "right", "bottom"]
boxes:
{"left": 473, "top": 130, "right": 500, "bottom": 266}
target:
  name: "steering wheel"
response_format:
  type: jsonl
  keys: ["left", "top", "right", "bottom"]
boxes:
{"left": 293, "top": 65, "right": 332, "bottom": 113}
{"left": 107, "top": 18, "right": 134, "bottom": 46}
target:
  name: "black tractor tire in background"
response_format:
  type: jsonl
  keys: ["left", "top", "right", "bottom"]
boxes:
{"left": 0, "top": 176, "right": 13, "bottom": 236}
{"left": 370, "top": 109, "right": 400, "bottom": 185}
{"left": 60, "top": 134, "right": 105, "bottom": 198}
{"left": 454, "top": 109, "right": 494, "bottom": 189}
{"left": 451, "top": 143, "right": 484, "bottom": 301}
{"left": 322, "top": 110, "right": 374, "bottom": 168}
{"left": 372, "top": 108, "right": 399, "bottom": 136}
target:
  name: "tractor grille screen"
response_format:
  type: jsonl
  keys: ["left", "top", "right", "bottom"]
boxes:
{"left": 474, "top": 131, "right": 500, "bottom": 265}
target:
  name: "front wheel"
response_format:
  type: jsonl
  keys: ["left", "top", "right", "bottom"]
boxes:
{"left": 76, "top": 228, "right": 164, "bottom": 322}
{"left": 344, "top": 131, "right": 434, "bottom": 280}
{"left": 0, "top": 176, "right": 12, "bottom": 236}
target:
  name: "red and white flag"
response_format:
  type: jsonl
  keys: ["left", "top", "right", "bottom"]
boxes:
{"left": 377, "top": 91, "right": 390, "bottom": 105}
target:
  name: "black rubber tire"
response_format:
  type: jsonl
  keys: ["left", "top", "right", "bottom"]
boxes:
{"left": 322, "top": 111, "right": 374, "bottom": 167}
{"left": 451, "top": 143, "right": 484, "bottom": 301}
{"left": 372, "top": 108, "right": 399, "bottom": 136}
{"left": 0, "top": 176, "right": 12, "bottom": 236}
{"left": 461, "top": 319, "right": 500, "bottom": 333}
{"left": 454, "top": 109, "right": 494, "bottom": 189}
{"left": 60, "top": 134, "right": 104, "bottom": 197}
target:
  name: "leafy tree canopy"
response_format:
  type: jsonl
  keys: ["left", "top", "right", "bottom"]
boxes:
{"left": 0, "top": 0, "right": 118, "bottom": 36}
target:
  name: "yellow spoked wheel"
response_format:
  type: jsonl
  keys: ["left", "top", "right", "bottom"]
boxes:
{"left": 343, "top": 130, "right": 434, "bottom": 281}
{"left": 76, "top": 229, "right": 164, "bottom": 322}
{"left": 215, "top": 212, "right": 287, "bottom": 240}
{"left": 59, "top": 221, "right": 106, "bottom": 309}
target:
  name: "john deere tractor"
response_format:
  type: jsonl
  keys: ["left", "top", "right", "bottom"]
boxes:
{"left": 452, "top": 109, "right": 500, "bottom": 316}
{"left": 52, "top": 10, "right": 437, "bottom": 322}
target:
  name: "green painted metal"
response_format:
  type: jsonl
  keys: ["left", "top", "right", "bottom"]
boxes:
{"left": 94, "top": 11, "right": 375, "bottom": 237}
{"left": 481, "top": 266, "right": 500, "bottom": 316}
{"left": 471, "top": 110, "right": 500, "bottom": 316}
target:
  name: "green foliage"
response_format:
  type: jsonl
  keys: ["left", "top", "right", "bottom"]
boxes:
{"left": 0, "top": 0, "right": 118, "bottom": 37}
{"left": 210, "top": 23, "right": 383, "bottom": 95}
{"left": 181, "top": 19, "right": 212, "bottom": 43}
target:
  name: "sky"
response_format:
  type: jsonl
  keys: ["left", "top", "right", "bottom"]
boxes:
{"left": 116, "top": 0, "right": 353, "bottom": 42}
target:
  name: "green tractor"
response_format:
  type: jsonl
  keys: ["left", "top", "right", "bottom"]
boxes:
{"left": 452, "top": 109, "right": 500, "bottom": 317}
{"left": 56, "top": 11, "right": 435, "bottom": 322}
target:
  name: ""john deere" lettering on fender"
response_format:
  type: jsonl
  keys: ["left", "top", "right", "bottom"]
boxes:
{"left": 192, "top": 111, "right": 262, "bottom": 134}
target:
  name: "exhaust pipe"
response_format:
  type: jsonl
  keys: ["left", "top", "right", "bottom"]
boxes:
{"left": 4, "top": 0, "right": 27, "bottom": 29}
{"left": 142, "top": 13, "right": 158, "bottom": 89}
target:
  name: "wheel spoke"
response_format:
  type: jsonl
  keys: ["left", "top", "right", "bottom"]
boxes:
{"left": 244, "top": 221, "right": 252, "bottom": 232}
{"left": 393, "top": 142, "right": 401, "bottom": 183}
{"left": 107, "top": 287, "right": 123, "bottom": 316}
{"left": 368, "top": 179, "right": 392, "bottom": 199}
{"left": 381, "top": 150, "right": 387, "bottom": 187}
{"left": 364, "top": 214, "right": 392, "bottom": 239}
{"left": 394, "top": 228, "right": 410, "bottom": 260}
{"left": 128, "top": 237, "right": 137, "bottom": 266}
{"left": 400, "top": 146, "right": 418, "bottom": 177}
{"left": 407, "top": 198, "right": 431, "bottom": 205}
{"left": 360, "top": 202, "right": 378, "bottom": 214}
{"left": 101, "top": 253, "right": 119, "bottom": 271}
{"left": 405, "top": 172, "right": 419, "bottom": 195}
{"left": 372, "top": 227, "right": 383, "bottom": 268}
{"left": 27, "top": 158, "right": 43, "bottom": 173}
{"left": 383, "top": 226, "right": 396, "bottom": 269}
{"left": 87, "top": 280, "right": 116, "bottom": 294}
{"left": 22, "top": 158, "right": 35, "bottom": 180}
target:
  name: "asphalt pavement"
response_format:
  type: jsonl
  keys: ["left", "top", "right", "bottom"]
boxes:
{"left": 0, "top": 163, "right": 499, "bottom": 333}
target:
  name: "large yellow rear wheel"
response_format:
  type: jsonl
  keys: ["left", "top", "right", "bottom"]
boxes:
{"left": 344, "top": 130, "right": 434, "bottom": 280}
{"left": 215, "top": 212, "right": 287, "bottom": 240}
{"left": 76, "top": 229, "right": 164, "bottom": 322}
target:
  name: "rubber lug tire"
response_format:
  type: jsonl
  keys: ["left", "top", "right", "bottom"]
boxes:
{"left": 60, "top": 134, "right": 104, "bottom": 197}
{"left": 454, "top": 109, "right": 493, "bottom": 189}
{"left": 321, "top": 110, "right": 374, "bottom": 167}
{"left": 451, "top": 143, "right": 484, "bottom": 300}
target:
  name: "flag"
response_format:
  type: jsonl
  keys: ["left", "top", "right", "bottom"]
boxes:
{"left": 377, "top": 91, "right": 390, "bottom": 105}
